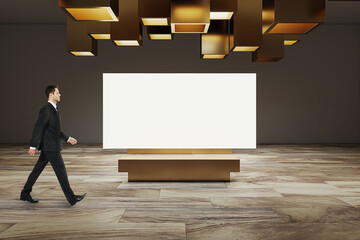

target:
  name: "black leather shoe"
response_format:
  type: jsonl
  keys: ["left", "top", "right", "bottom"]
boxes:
{"left": 20, "top": 194, "right": 39, "bottom": 203}
{"left": 70, "top": 193, "right": 87, "bottom": 206}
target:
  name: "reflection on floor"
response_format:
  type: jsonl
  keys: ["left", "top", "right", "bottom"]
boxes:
{"left": 0, "top": 144, "right": 360, "bottom": 239}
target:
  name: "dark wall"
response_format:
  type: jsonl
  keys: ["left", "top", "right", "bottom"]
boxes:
{"left": 0, "top": 24, "right": 359, "bottom": 144}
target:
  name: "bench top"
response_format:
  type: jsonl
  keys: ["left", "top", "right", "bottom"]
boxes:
{"left": 119, "top": 155, "right": 240, "bottom": 161}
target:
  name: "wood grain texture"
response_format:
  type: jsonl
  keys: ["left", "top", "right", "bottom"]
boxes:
{"left": 119, "top": 155, "right": 239, "bottom": 181}
{"left": 0, "top": 144, "right": 359, "bottom": 239}
{"left": 127, "top": 149, "right": 232, "bottom": 154}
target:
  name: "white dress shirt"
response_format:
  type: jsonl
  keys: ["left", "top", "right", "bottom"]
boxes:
{"left": 48, "top": 100, "right": 57, "bottom": 110}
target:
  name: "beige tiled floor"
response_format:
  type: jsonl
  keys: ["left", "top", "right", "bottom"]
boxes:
{"left": 0, "top": 144, "right": 360, "bottom": 239}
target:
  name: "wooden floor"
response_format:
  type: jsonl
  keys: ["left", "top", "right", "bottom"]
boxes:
{"left": 0, "top": 144, "right": 360, "bottom": 240}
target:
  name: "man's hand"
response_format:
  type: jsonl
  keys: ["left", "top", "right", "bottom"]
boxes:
{"left": 28, "top": 149, "right": 36, "bottom": 156}
{"left": 69, "top": 137, "right": 78, "bottom": 145}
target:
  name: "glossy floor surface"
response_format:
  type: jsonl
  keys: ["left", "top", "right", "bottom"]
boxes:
{"left": 0, "top": 144, "right": 360, "bottom": 239}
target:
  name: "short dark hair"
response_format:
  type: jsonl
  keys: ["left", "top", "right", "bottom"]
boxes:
{"left": 45, "top": 85, "right": 58, "bottom": 98}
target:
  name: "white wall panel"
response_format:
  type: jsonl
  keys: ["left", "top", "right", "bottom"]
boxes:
{"left": 103, "top": 73, "right": 256, "bottom": 149}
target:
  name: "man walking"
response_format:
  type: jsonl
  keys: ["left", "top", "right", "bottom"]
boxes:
{"left": 20, "top": 85, "right": 86, "bottom": 206}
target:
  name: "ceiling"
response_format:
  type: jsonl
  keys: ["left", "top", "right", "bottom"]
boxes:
{"left": 0, "top": 0, "right": 359, "bottom": 24}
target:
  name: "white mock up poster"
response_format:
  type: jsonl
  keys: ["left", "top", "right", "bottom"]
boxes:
{"left": 103, "top": 73, "right": 256, "bottom": 149}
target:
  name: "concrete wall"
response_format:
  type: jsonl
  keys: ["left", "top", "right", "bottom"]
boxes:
{"left": 0, "top": 23, "right": 359, "bottom": 144}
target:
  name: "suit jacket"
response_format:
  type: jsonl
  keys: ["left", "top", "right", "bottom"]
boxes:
{"left": 29, "top": 102, "right": 69, "bottom": 151}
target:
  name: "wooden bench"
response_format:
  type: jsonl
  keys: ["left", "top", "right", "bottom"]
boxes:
{"left": 118, "top": 155, "right": 240, "bottom": 181}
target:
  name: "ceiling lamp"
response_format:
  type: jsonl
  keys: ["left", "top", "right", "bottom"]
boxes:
{"left": 88, "top": 22, "right": 111, "bottom": 40}
{"left": 252, "top": 35, "right": 284, "bottom": 62}
{"left": 67, "top": 17, "right": 97, "bottom": 56}
{"left": 232, "top": 0, "right": 262, "bottom": 52}
{"left": 262, "top": 0, "right": 325, "bottom": 34}
{"left": 284, "top": 34, "right": 301, "bottom": 46}
{"left": 171, "top": 0, "right": 210, "bottom": 33}
{"left": 201, "top": 20, "right": 230, "bottom": 59}
{"left": 139, "top": 0, "right": 170, "bottom": 26}
{"left": 111, "top": 0, "right": 142, "bottom": 46}
{"left": 60, "top": 0, "right": 326, "bottom": 61}
{"left": 59, "top": 0, "right": 118, "bottom": 21}
{"left": 209, "top": 0, "right": 236, "bottom": 20}
{"left": 147, "top": 26, "right": 173, "bottom": 40}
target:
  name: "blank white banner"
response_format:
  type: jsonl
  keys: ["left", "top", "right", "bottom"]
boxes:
{"left": 103, "top": 73, "right": 256, "bottom": 149}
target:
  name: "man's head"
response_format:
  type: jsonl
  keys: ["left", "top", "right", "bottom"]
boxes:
{"left": 45, "top": 85, "right": 61, "bottom": 103}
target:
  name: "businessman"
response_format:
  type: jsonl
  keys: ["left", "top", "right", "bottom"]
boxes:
{"left": 20, "top": 85, "right": 86, "bottom": 206}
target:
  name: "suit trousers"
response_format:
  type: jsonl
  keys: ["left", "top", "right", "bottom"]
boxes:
{"left": 21, "top": 151, "right": 76, "bottom": 204}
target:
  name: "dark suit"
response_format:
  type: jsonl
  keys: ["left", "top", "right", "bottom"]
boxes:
{"left": 21, "top": 102, "right": 76, "bottom": 204}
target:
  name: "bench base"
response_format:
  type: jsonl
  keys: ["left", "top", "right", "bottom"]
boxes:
{"left": 118, "top": 155, "right": 240, "bottom": 181}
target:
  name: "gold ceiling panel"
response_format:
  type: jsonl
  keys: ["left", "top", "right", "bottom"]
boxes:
{"left": 171, "top": 0, "right": 210, "bottom": 33}
{"left": 60, "top": 0, "right": 326, "bottom": 61}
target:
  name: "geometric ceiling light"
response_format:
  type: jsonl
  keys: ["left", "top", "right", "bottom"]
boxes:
{"left": 59, "top": 0, "right": 118, "bottom": 21}
{"left": 111, "top": 0, "right": 142, "bottom": 46}
{"left": 262, "top": 0, "right": 325, "bottom": 34}
{"left": 66, "top": 16, "right": 97, "bottom": 56}
{"left": 147, "top": 26, "right": 173, "bottom": 40}
{"left": 210, "top": 12, "right": 233, "bottom": 20}
{"left": 209, "top": 0, "right": 236, "bottom": 20}
{"left": 232, "top": 0, "right": 262, "bottom": 52}
{"left": 171, "top": 0, "right": 210, "bottom": 33}
{"left": 284, "top": 34, "right": 301, "bottom": 46}
{"left": 201, "top": 20, "right": 230, "bottom": 59}
{"left": 262, "top": 0, "right": 275, "bottom": 34}
{"left": 88, "top": 22, "right": 111, "bottom": 40}
{"left": 284, "top": 40, "right": 299, "bottom": 46}
{"left": 139, "top": 0, "right": 171, "bottom": 26}
{"left": 252, "top": 35, "right": 284, "bottom": 62}
{"left": 59, "top": 0, "right": 326, "bottom": 61}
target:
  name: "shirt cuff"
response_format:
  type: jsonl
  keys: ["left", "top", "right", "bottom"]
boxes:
{"left": 29, "top": 147, "right": 36, "bottom": 150}
{"left": 67, "top": 137, "right": 71, "bottom": 142}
